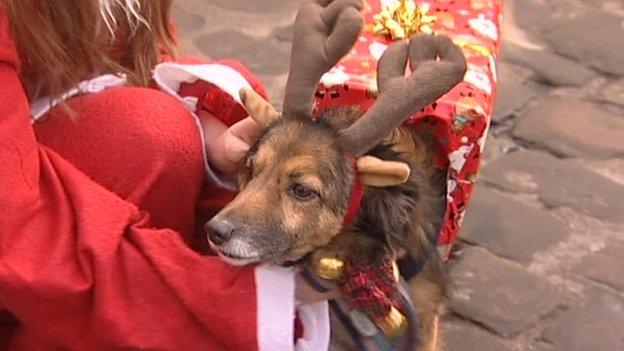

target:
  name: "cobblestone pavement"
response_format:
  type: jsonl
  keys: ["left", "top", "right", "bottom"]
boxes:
{"left": 172, "top": 1, "right": 624, "bottom": 350}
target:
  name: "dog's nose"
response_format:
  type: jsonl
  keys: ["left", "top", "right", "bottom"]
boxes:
{"left": 207, "top": 219, "right": 236, "bottom": 245}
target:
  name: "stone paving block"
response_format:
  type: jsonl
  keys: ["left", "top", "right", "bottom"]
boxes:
{"left": 508, "top": 0, "right": 557, "bottom": 38}
{"left": 594, "top": 78, "right": 624, "bottom": 107}
{"left": 195, "top": 30, "right": 290, "bottom": 76}
{"left": 259, "top": 75, "right": 287, "bottom": 109}
{"left": 498, "top": 61, "right": 534, "bottom": 82}
{"left": 542, "top": 9, "right": 624, "bottom": 76}
{"left": 461, "top": 186, "right": 569, "bottom": 263}
{"left": 441, "top": 317, "right": 516, "bottom": 351}
{"left": 542, "top": 289, "right": 624, "bottom": 351}
{"left": 492, "top": 62, "right": 538, "bottom": 123}
{"left": 481, "top": 150, "right": 624, "bottom": 221}
{"left": 583, "top": 158, "right": 624, "bottom": 186}
{"left": 448, "top": 247, "right": 561, "bottom": 337}
{"left": 513, "top": 97, "right": 624, "bottom": 158}
{"left": 482, "top": 135, "right": 521, "bottom": 162}
{"left": 209, "top": 0, "right": 301, "bottom": 14}
{"left": 172, "top": 3, "right": 206, "bottom": 35}
{"left": 575, "top": 240, "right": 624, "bottom": 292}
{"left": 501, "top": 43, "right": 595, "bottom": 87}
{"left": 274, "top": 23, "right": 294, "bottom": 42}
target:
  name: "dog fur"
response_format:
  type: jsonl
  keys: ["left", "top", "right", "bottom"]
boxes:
{"left": 208, "top": 107, "right": 448, "bottom": 350}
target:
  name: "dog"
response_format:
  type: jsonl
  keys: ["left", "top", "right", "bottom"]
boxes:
{"left": 206, "top": 1, "right": 466, "bottom": 349}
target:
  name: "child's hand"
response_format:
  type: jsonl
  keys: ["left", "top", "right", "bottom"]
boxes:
{"left": 199, "top": 111, "right": 262, "bottom": 175}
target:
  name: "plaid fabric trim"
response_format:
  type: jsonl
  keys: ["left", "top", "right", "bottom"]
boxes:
{"left": 340, "top": 256, "right": 402, "bottom": 320}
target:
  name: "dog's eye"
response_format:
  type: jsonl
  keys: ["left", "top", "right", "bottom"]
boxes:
{"left": 290, "top": 183, "right": 317, "bottom": 201}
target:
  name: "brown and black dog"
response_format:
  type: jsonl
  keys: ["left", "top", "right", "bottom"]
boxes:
{"left": 206, "top": 0, "right": 466, "bottom": 350}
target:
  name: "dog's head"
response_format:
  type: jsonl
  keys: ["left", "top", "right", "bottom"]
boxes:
{"left": 206, "top": 0, "right": 466, "bottom": 265}
{"left": 207, "top": 116, "right": 349, "bottom": 265}
{"left": 207, "top": 111, "right": 418, "bottom": 265}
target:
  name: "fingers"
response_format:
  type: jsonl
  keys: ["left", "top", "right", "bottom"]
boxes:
{"left": 321, "top": 0, "right": 364, "bottom": 27}
{"left": 228, "top": 116, "right": 263, "bottom": 146}
{"left": 376, "top": 40, "right": 408, "bottom": 92}
{"left": 223, "top": 136, "right": 251, "bottom": 173}
{"left": 324, "top": 6, "right": 363, "bottom": 64}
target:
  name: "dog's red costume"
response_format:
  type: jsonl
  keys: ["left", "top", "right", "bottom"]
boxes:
{"left": 315, "top": 0, "right": 502, "bottom": 258}
{"left": 0, "top": 8, "right": 330, "bottom": 351}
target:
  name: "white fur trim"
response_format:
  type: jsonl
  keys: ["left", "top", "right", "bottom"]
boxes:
{"left": 30, "top": 74, "right": 127, "bottom": 123}
{"left": 255, "top": 266, "right": 330, "bottom": 351}
{"left": 153, "top": 62, "right": 255, "bottom": 190}
{"left": 256, "top": 265, "right": 297, "bottom": 351}
{"left": 295, "top": 302, "right": 330, "bottom": 351}
{"left": 153, "top": 62, "right": 252, "bottom": 106}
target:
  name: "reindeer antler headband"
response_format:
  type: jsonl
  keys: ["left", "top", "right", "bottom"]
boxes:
{"left": 241, "top": 0, "right": 467, "bottom": 157}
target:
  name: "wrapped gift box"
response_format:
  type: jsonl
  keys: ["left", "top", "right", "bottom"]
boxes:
{"left": 314, "top": 0, "right": 502, "bottom": 257}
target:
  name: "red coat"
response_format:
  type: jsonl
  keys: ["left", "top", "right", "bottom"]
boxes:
{"left": 0, "top": 9, "right": 328, "bottom": 351}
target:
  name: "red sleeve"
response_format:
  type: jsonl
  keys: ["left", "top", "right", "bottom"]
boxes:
{"left": 0, "top": 11, "right": 295, "bottom": 351}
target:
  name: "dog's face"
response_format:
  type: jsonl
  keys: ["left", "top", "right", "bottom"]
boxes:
{"left": 207, "top": 117, "right": 353, "bottom": 265}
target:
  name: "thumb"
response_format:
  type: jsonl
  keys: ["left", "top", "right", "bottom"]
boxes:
{"left": 224, "top": 133, "right": 251, "bottom": 167}
{"left": 228, "top": 117, "right": 263, "bottom": 146}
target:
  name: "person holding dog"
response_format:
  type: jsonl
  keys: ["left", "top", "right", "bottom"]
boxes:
{"left": 0, "top": 0, "right": 347, "bottom": 350}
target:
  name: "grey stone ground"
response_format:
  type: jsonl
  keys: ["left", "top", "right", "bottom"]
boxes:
{"left": 172, "top": 0, "right": 624, "bottom": 349}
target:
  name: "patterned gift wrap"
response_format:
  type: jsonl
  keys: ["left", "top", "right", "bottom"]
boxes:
{"left": 314, "top": 0, "right": 503, "bottom": 258}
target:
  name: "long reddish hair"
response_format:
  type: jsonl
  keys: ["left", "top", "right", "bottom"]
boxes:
{"left": 5, "top": 0, "right": 176, "bottom": 101}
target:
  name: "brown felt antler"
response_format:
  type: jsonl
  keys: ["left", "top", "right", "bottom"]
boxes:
{"left": 342, "top": 34, "right": 467, "bottom": 156}
{"left": 282, "top": 0, "right": 364, "bottom": 118}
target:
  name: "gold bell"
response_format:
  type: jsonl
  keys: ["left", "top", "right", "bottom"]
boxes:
{"left": 376, "top": 306, "right": 409, "bottom": 337}
{"left": 392, "top": 260, "right": 400, "bottom": 282}
{"left": 313, "top": 256, "right": 346, "bottom": 281}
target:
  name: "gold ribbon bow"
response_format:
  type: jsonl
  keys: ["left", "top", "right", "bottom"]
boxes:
{"left": 369, "top": 0, "right": 437, "bottom": 40}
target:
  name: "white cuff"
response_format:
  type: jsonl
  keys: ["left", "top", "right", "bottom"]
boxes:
{"left": 30, "top": 74, "right": 127, "bottom": 123}
{"left": 295, "top": 301, "right": 330, "bottom": 351}
{"left": 255, "top": 265, "right": 330, "bottom": 351}
{"left": 153, "top": 62, "right": 255, "bottom": 191}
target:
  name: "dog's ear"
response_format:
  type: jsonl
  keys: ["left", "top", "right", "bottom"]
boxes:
{"left": 356, "top": 156, "right": 410, "bottom": 187}
{"left": 239, "top": 88, "right": 281, "bottom": 128}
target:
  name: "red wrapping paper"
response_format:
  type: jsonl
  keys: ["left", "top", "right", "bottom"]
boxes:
{"left": 314, "top": 0, "right": 502, "bottom": 257}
